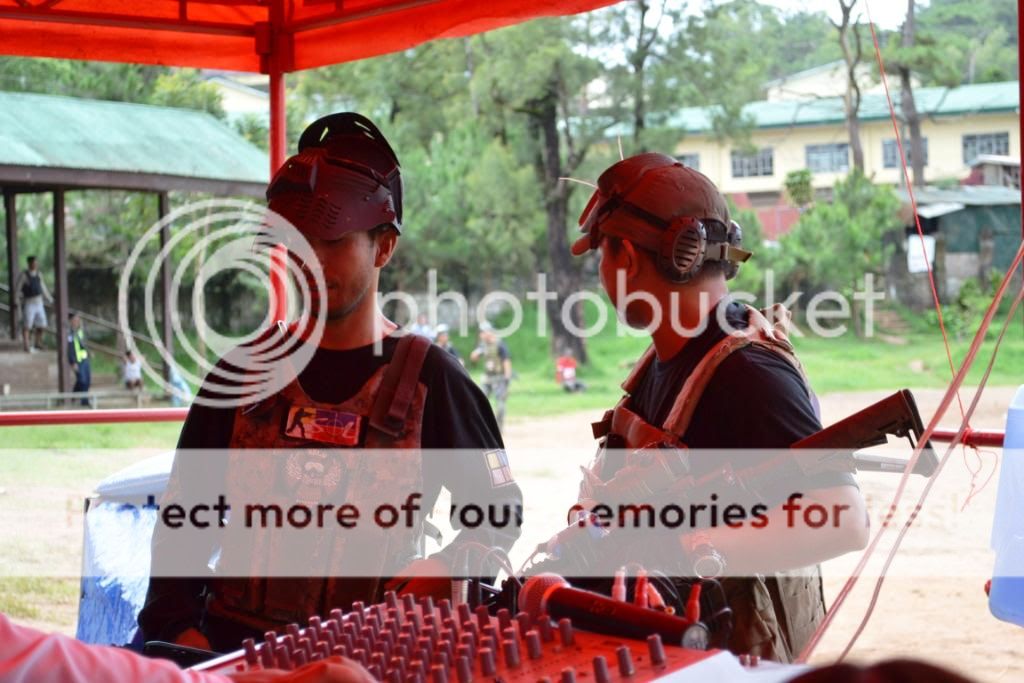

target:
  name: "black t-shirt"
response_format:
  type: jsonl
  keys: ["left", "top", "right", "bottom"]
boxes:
{"left": 627, "top": 300, "right": 856, "bottom": 504}
{"left": 140, "top": 335, "right": 522, "bottom": 642}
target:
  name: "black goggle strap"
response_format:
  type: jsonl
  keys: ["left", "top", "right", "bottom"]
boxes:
{"left": 298, "top": 112, "right": 400, "bottom": 169}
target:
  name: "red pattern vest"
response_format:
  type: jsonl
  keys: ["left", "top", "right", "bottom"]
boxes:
{"left": 207, "top": 334, "right": 431, "bottom": 631}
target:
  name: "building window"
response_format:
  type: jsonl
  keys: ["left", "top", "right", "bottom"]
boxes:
{"left": 731, "top": 148, "right": 774, "bottom": 178}
{"left": 962, "top": 132, "right": 1009, "bottom": 164}
{"left": 805, "top": 143, "right": 850, "bottom": 173}
{"left": 883, "top": 138, "right": 928, "bottom": 169}
{"left": 675, "top": 153, "right": 700, "bottom": 170}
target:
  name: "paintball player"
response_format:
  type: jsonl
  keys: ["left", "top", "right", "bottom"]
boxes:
{"left": 139, "top": 113, "right": 522, "bottom": 653}
{"left": 568, "top": 153, "right": 868, "bottom": 661}
{"left": 469, "top": 323, "right": 512, "bottom": 429}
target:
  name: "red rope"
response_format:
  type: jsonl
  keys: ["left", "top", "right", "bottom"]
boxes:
{"left": 865, "top": 16, "right": 967, "bottom": 422}
{"left": 795, "top": 4, "right": 1024, "bottom": 661}
{"left": 799, "top": 240, "right": 1024, "bottom": 663}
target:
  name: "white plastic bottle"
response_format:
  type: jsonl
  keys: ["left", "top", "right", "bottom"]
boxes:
{"left": 989, "top": 385, "right": 1024, "bottom": 626}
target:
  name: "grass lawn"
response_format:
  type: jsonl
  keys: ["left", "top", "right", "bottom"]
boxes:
{"left": 479, "top": 299, "right": 1024, "bottom": 419}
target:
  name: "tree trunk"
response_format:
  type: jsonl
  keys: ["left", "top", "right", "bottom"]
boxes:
{"left": 835, "top": 0, "right": 864, "bottom": 171}
{"left": 900, "top": 0, "right": 926, "bottom": 188}
{"left": 530, "top": 91, "right": 588, "bottom": 363}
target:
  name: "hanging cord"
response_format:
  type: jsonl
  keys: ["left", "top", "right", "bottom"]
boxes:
{"left": 795, "top": 2, "right": 1016, "bottom": 661}
{"left": 836, "top": 276, "right": 1024, "bottom": 661}
{"left": 960, "top": 446, "right": 999, "bottom": 512}
{"left": 862, "top": 4, "right": 967, "bottom": 423}
{"left": 798, "top": 242, "right": 1024, "bottom": 663}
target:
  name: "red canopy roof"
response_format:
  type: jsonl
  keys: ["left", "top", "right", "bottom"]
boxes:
{"left": 0, "top": 0, "right": 619, "bottom": 73}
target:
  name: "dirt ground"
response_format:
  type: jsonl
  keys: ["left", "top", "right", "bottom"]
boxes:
{"left": 3, "top": 386, "right": 1023, "bottom": 681}
{"left": 501, "top": 386, "right": 1024, "bottom": 682}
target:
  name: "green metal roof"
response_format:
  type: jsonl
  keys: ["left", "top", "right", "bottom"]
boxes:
{"left": 0, "top": 91, "right": 269, "bottom": 195}
{"left": 897, "top": 185, "right": 1021, "bottom": 207}
{"left": 668, "top": 81, "right": 1020, "bottom": 135}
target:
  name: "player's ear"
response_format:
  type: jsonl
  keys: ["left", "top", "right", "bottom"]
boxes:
{"left": 620, "top": 239, "right": 642, "bottom": 281}
{"left": 373, "top": 227, "right": 398, "bottom": 267}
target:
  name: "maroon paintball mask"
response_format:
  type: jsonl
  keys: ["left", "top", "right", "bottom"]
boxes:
{"left": 266, "top": 112, "right": 403, "bottom": 241}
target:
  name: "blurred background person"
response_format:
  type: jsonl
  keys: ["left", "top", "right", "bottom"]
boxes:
{"left": 15, "top": 255, "right": 53, "bottom": 353}
{"left": 434, "top": 323, "right": 462, "bottom": 365}
{"left": 555, "top": 347, "right": 586, "bottom": 393}
{"left": 409, "top": 312, "right": 435, "bottom": 338}
{"left": 123, "top": 349, "right": 143, "bottom": 391}
{"left": 470, "top": 322, "right": 511, "bottom": 429}
{"left": 67, "top": 313, "right": 91, "bottom": 406}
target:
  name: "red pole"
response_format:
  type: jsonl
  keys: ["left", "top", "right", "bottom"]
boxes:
{"left": 0, "top": 408, "right": 187, "bottom": 427}
{"left": 930, "top": 428, "right": 1004, "bottom": 448}
{"left": 269, "top": 66, "right": 288, "bottom": 323}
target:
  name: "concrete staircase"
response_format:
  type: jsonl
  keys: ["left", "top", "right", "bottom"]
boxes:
{"left": 872, "top": 307, "right": 913, "bottom": 336}
{"left": 0, "top": 338, "right": 59, "bottom": 394}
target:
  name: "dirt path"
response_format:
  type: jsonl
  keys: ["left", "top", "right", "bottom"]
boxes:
{"left": 502, "top": 386, "right": 1024, "bottom": 682}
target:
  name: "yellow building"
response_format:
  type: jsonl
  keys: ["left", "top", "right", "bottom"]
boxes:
{"left": 670, "top": 80, "right": 1020, "bottom": 201}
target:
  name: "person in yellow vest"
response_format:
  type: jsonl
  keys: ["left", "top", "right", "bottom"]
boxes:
{"left": 140, "top": 113, "right": 522, "bottom": 654}
{"left": 567, "top": 153, "right": 869, "bottom": 662}
{"left": 67, "top": 312, "right": 90, "bottom": 406}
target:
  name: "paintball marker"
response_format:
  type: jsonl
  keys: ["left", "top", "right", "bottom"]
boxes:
{"left": 791, "top": 388, "right": 938, "bottom": 477}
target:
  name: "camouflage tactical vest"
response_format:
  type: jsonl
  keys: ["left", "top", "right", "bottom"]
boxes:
{"left": 207, "top": 334, "right": 430, "bottom": 632}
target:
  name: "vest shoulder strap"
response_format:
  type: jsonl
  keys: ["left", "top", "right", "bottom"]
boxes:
{"left": 621, "top": 345, "right": 657, "bottom": 393}
{"left": 661, "top": 304, "right": 807, "bottom": 437}
{"left": 369, "top": 334, "right": 431, "bottom": 437}
{"left": 592, "top": 345, "right": 657, "bottom": 439}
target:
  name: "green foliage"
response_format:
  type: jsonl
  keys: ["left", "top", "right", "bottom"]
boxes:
{"left": 233, "top": 113, "right": 269, "bottom": 151}
{"left": 148, "top": 69, "right": 226, "bottom": 118}
{"left": 884, "top": 28, "right": 962, "bottom": 89}
{"left": 0, "top": 57, "right": 163, "bottom": 101}
{"left": 385, "top": 125, "right": 543, "bottom": 292}
{"left": 775, "top": 170, "right": 900, "bottom": 301}
{"left": 726, "top": 199, "right": 767, "bottom": 299}
{"left": 927, "top": 272, "right": 1003, "bottom": 341}
{"left": 917, "top": 0, "right": 1018, "bottom": 84}
{"left": 784, "top": 169, "right": 814, "bottom": 207}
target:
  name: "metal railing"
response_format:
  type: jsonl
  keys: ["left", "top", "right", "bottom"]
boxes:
{"left": 0, "top": 388, "right": 149, "bottom": 410}
{"left": 0, "top": 281, "right": 159, "bottom": 361}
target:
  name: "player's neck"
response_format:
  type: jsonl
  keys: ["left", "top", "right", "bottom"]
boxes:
{"left": 318, "top": 296, "right": 397, "bottom": 350}
{"left": 648, "top": 284, "right": 728, "bottom": 362}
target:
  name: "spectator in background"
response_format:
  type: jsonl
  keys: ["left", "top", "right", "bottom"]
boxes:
{"left": 555, "top": 347, "right": 586, "bottom": 393}
{"left": 15, "top": 256, "right": 53, "bottom": 353}
{"left": 123, "top": 350, "right": 143, "bottom": 391}
{"left": 434, "top": 324, "right": 462, "bottom": 365}
{"left": 67, "top": 313, "right": 90, "bottom": 406}
{"left": 409, "top": 312, "right": 435, "bottom": 339}
{"left": 470, "top": 322, "right": 511, "bottom": 429}
{"left": 168, "top": 364, "right": 193, "bottom": 407}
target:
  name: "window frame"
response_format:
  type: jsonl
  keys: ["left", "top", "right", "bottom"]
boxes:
{"left": 730, "top": 148, "right": 774, "bottom": 178}
{"left": 805, "top": 143, "right": 850, "bottom": 173}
